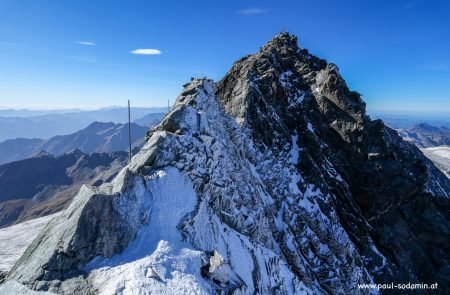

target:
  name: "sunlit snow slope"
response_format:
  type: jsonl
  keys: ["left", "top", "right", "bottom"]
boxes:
{"left": 0, "top": 214, "right": 60, "bottom": 272}
{"left": 421, "top": 146, "right": 450, "bottom": 178}
{"left": 84, "top": 168, "right": 210, "bottom": 294}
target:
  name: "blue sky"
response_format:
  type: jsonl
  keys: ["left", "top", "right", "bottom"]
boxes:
{"left": 0, "top": 0, "right": 449, "bottom": 114}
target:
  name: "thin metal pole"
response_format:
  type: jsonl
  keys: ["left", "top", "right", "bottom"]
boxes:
{"left": 128, "top": 100, "right": 132, "bottom": 163}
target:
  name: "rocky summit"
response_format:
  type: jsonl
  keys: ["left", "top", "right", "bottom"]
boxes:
{"left": 1, "top": 33, "right": 449, "bottom": 294}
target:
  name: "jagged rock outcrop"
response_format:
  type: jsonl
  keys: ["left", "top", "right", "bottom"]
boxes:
{"left": 219, "top": 33, "right": 450, "bottom": 290}
{"left": 1, "top": 33, "right": 449, "bottom": 294}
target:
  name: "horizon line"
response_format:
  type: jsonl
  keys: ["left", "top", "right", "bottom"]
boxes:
{"left": 0, "top": 105, "right": 170, "bottom": 111}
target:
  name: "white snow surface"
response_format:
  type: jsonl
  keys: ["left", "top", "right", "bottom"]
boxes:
{"left": 85, "top": 167, "right": 211, "bottom": 295}
{"left": 0, "top": 213, "right": 60, "bottom": 272}
{"left": 422, "top": 146, "right": 450, "bottom": 159}
{"left": 306, "top": 122, "right": 314, "bottom": 133}
{"left": 0, "top": 281, "right": 54, "bottom": 295}
{"left": 421, "top": 146, "right": 450, "bottom": 179}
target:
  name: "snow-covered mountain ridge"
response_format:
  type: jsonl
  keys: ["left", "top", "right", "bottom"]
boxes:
{"left": 1, "top": 33, "right": 449, "bottom": 294}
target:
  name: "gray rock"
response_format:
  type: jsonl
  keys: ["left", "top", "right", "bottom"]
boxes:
{"left": 2, "top": 32, "right": 449, "bottom": 294}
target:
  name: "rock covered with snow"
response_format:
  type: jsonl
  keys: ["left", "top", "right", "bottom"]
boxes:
{"left": 219, "top": 32, "right": 450, "bottom": 289}
{"left": 1, "top": 32, "right": 450, "bottom": 294}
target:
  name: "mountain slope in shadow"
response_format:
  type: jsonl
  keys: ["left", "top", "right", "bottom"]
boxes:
{"left": 0, "top": 150, "right": 129, "bottom": 228}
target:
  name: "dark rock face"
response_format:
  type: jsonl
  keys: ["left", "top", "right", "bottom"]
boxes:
{"left": 0, "top": 271, "right": 6, "bottom": 284}
{"left": 0, "top": 199, "right": 29, "bottom": 228}
{"left": 1, "top": 33, "right": 449, "bottom": 294}
{"left": 217, "top": 32, "right": 450, "bottom": 290}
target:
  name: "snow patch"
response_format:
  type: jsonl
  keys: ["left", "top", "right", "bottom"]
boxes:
{"left": 0, "top": 281, "right": 55, "bottom": 294}
{"left": 0, "top": 213, "right": 60, "bottom": 272}
{"left": 307, "top": 122, "right": 314, "bottom": 133}
{"left": 288, "top": 91, "right": 306, "bottom": 108}
{"left": 85, "top": 167, "right": 210, "bottom": 294}
{"left": 279, "top": 70, "right": 293, "bottom": 88}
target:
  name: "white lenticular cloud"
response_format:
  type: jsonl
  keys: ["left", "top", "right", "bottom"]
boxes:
{"left": 76, "top": 41, "right": 96, "bottom": 46}
{"left": 130, "top": 49, "right": 162, "bottom": 55}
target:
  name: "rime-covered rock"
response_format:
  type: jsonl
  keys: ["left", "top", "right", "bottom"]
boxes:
{"left": 1, "top": 33, "right": 449, "bottom": 295}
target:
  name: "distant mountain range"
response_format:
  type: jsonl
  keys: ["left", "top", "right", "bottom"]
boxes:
{"left": 371, "top": 112, "right": 450, "bottom": 129}
{"left": 0, "top": 106, "right": 167, "bottom": 118}
{"left": 395, "top": 123, "right": 450, "bottom": 179}
{"left": 0, "top": 122, "right": 150, "bottom": 165}
{"left": 0, "top": 150, "right": 128, "bottom": 228}
{"left": 0, "top": 107, "right": 165, "bottom": 141}
{"left": 0, "top": 108, "right": 85, "bottom": 117}
{"left": 0, "top": 115, "right": 158, "bottom": 226}
{"left": 133, "top": 113, "right": 166, "bottom": 127}
{"left": 397, "top": 123, "right": 450, "bottom": 148}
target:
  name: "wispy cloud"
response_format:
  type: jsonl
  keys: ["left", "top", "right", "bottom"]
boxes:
{"left": 236, "top": 8, "right": 269, "bottom": 16}
{"left": 416, "top": 63, "right": 449, "bottom": 71}
{"left": 76, "top": 41, "right": 96, "bottom": 46}
{"left": 130, "top": 49, "right": 162, "bottom": 55}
